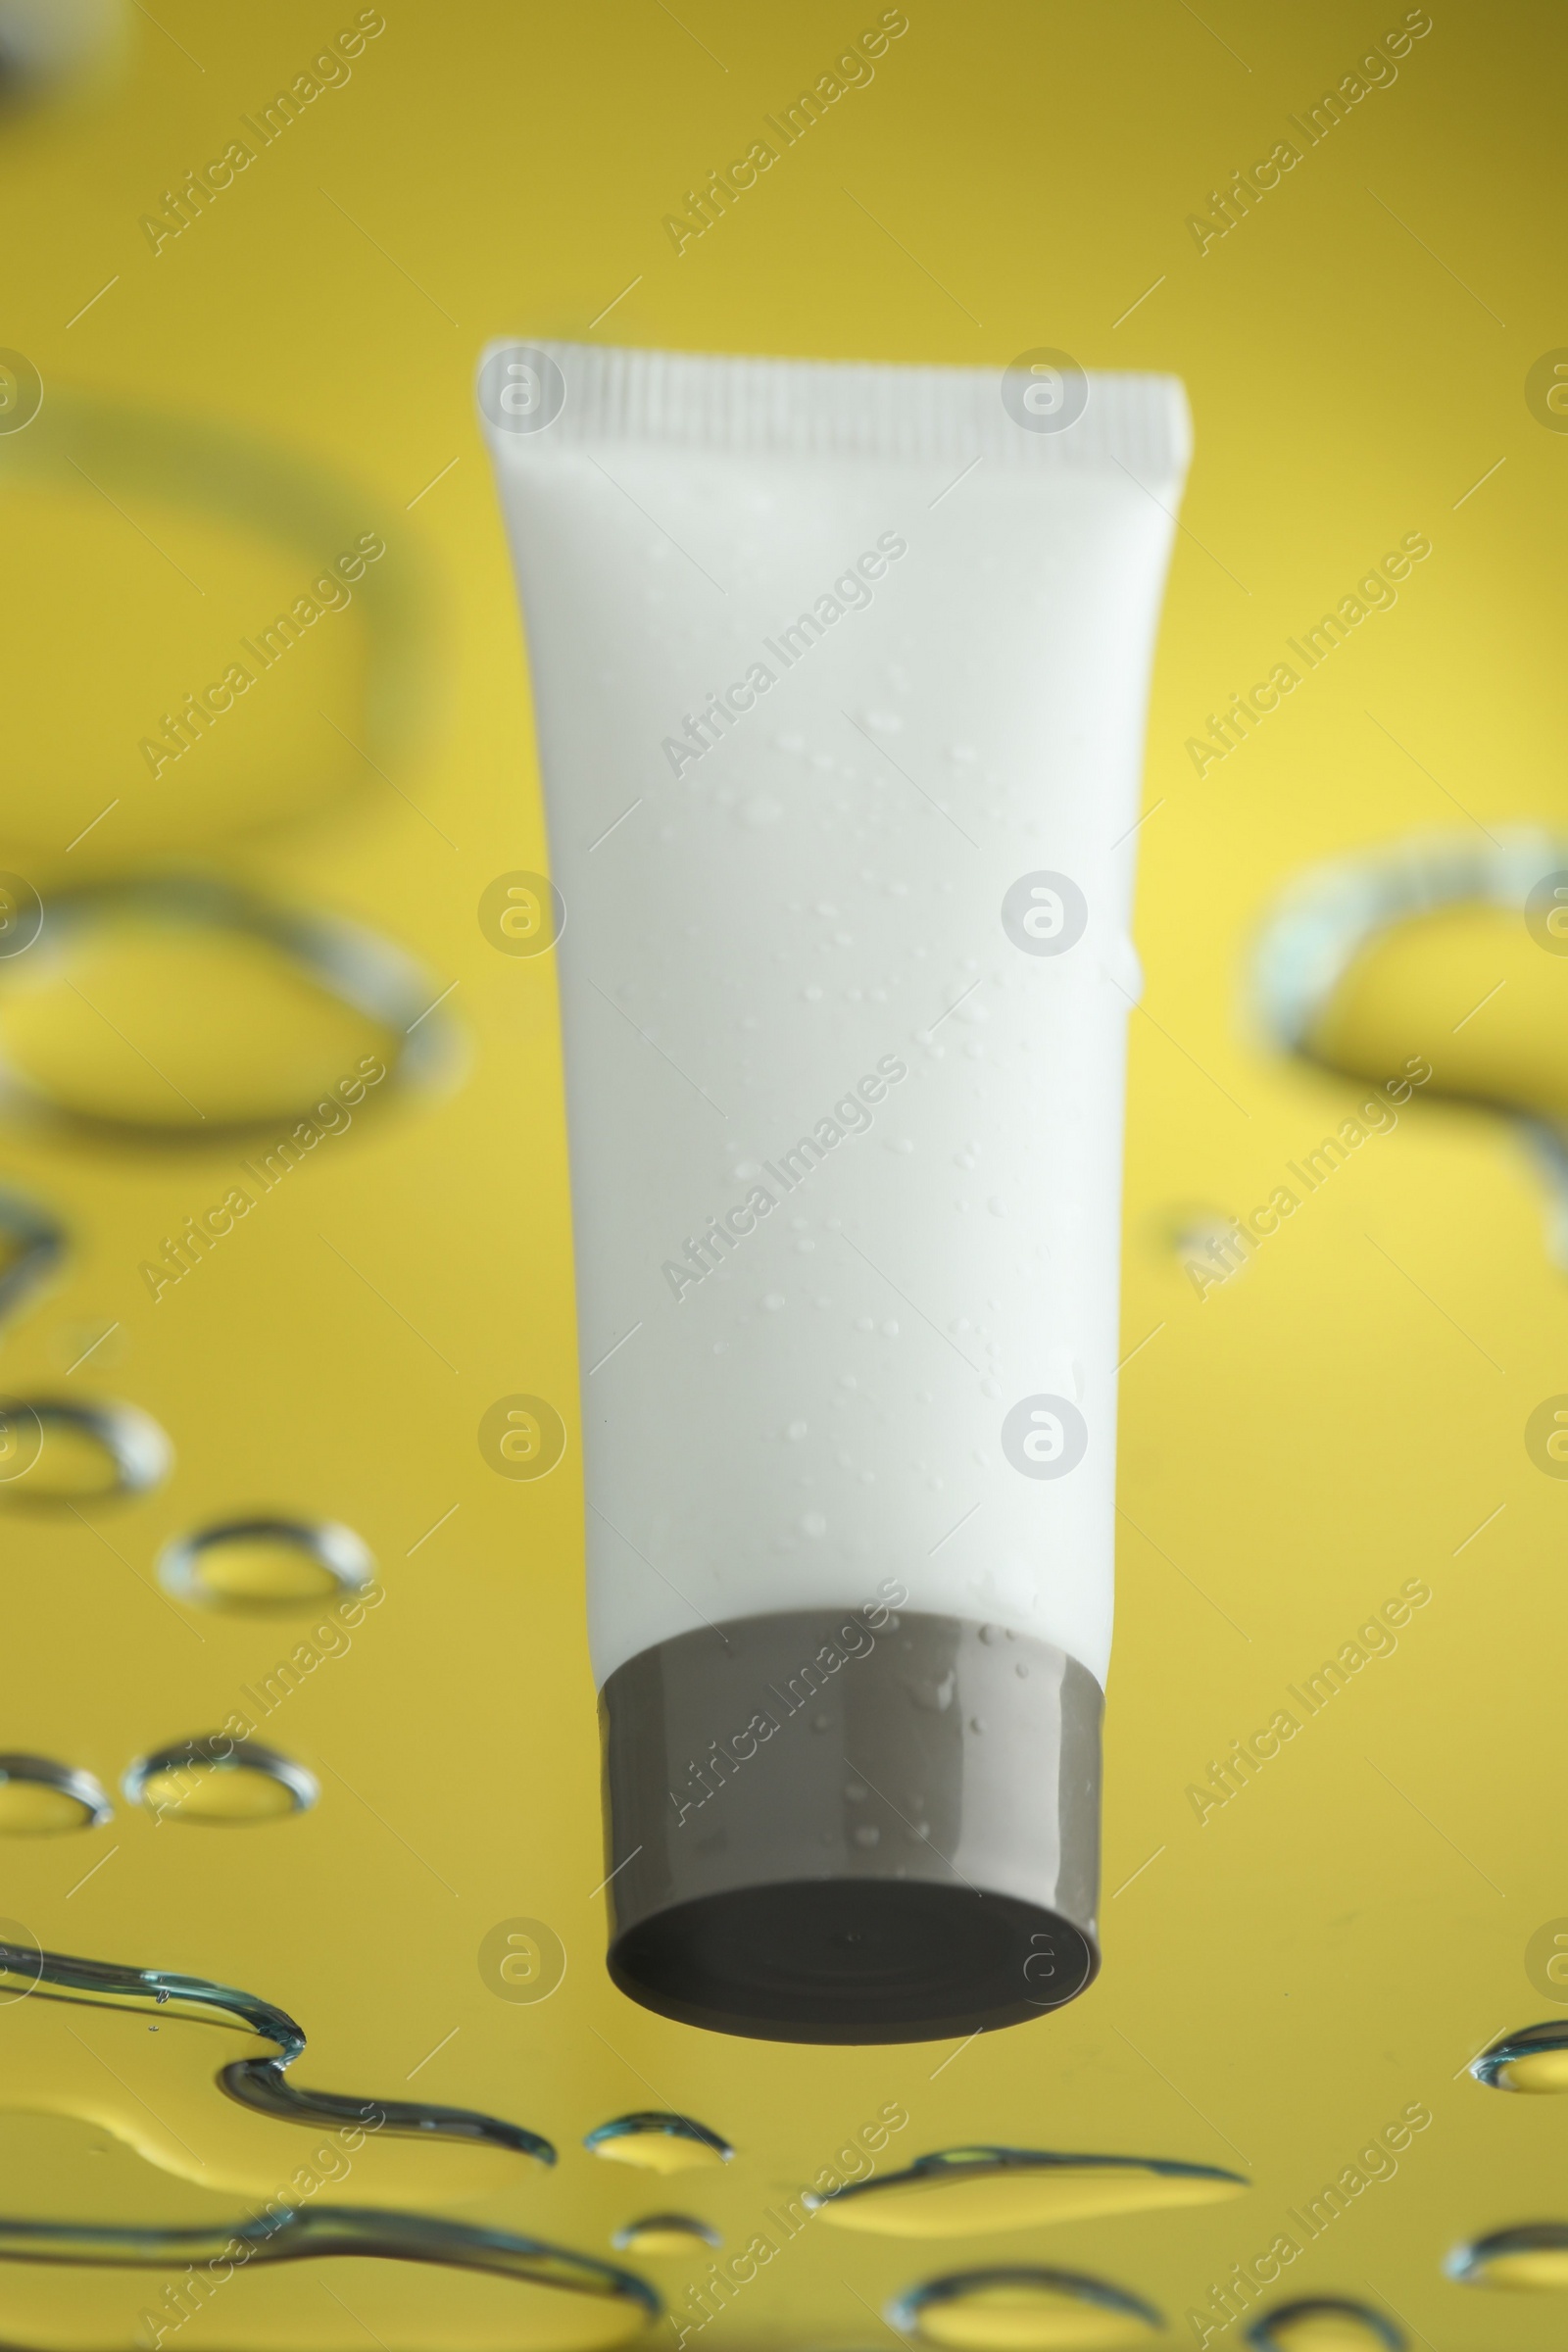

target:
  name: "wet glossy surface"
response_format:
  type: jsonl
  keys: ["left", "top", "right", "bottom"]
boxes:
{"left": 0, "top": 9, "right": 1562, "bottom": 2349}
{"left": 157, "top": 1516, "right": 375, "bottom": 1610}
{"left": 583, "top": 2115, "right": 732, "bottom": 2174}
{"left": 0, "top": 1754, "right": 111, "bottom": 1836}
{"left": 1471, "top": 2020, "right": 1568, "bottom": 2093}
{"left": 1245, "top": 2303, "right": 1403, "bottom": 2352}
{"left": 809, "top": 2145, "right": 1247, "bottom": 2234}
{"left": 889, "top": 2267, "right": 1162, "bottom": 2351}
{"left": 611, "top": 2214, "right": 719, "bottom": 2256}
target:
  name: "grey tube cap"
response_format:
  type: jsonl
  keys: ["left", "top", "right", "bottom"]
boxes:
{"left": 599, "top": 1608, "right": 1102, "bottom": 2043}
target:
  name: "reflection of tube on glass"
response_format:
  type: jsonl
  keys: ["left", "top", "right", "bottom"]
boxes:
{"left": 481, "top": 343, "right": 1190, "bottom": 2042}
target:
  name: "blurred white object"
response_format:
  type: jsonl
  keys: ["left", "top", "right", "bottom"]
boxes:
{"left": 0, "top": 0, "right": 123, "bottom": 101}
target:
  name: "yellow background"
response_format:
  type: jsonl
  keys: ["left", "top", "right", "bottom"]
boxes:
{"left": 1, "top": 1, "right": 1565, "bottom": 2345}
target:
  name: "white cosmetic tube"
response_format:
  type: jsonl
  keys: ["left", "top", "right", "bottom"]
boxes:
{"left": 481, "top": 343, "right": 1189, "bottom": 2042}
